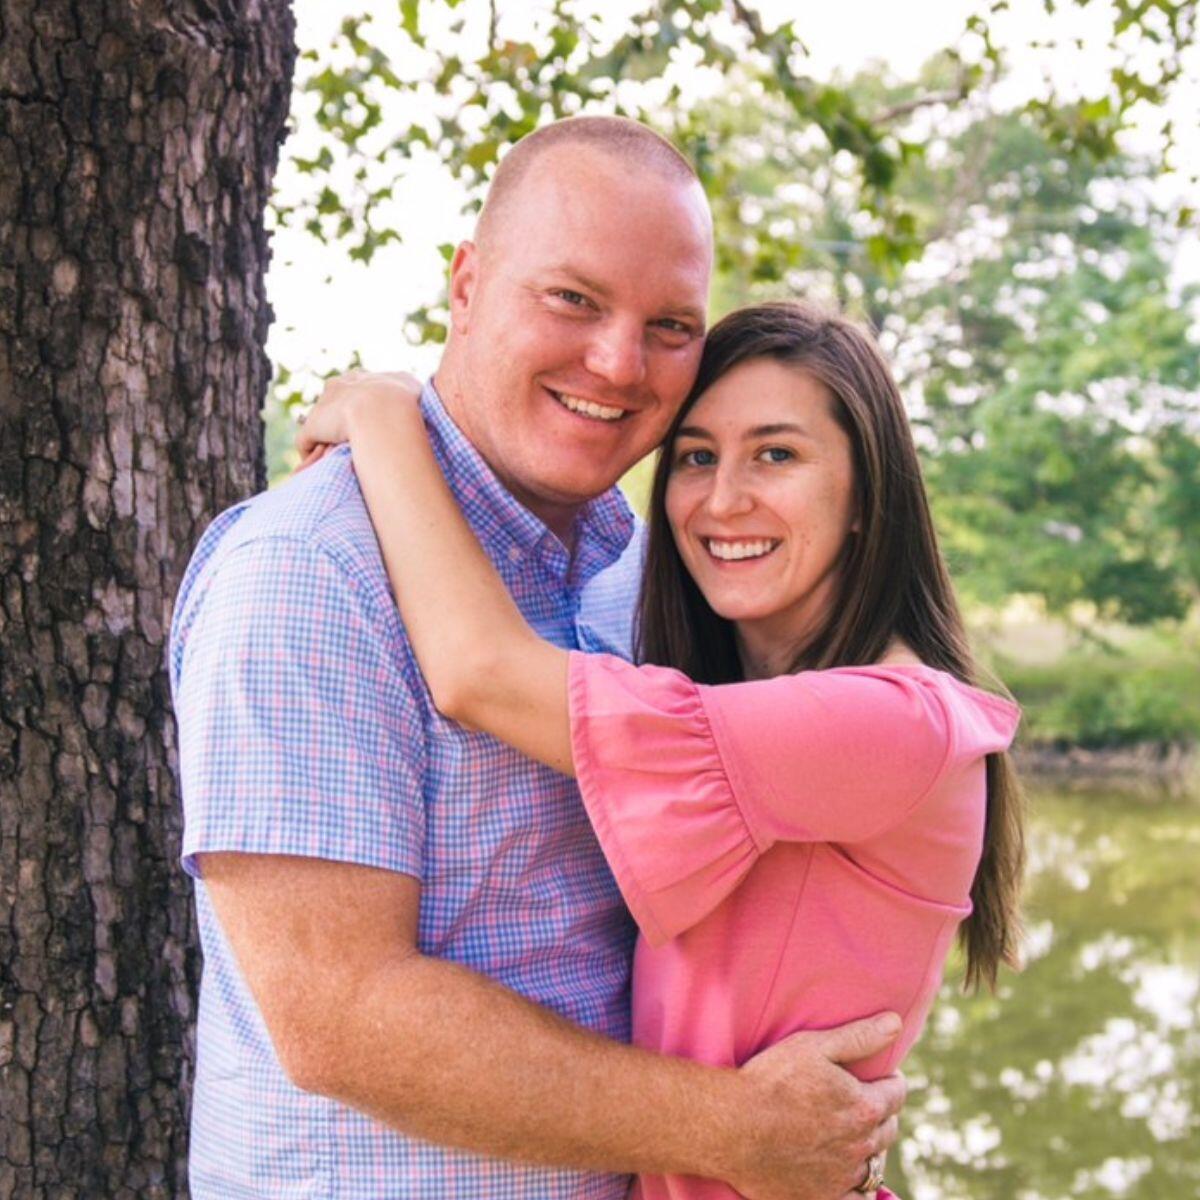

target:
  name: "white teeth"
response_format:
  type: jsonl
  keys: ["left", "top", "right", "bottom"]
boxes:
{"left": 705, "top": 539, "right": 778, "bottom": 561}
{"left": 554, "top": 392, "right": 624, "bottom": 421}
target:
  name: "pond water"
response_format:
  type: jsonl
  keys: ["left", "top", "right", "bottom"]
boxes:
{"left": 886, "top": 783, "right": 1200, "bottom": 1198}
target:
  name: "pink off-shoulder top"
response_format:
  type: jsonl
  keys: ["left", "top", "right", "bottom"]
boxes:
{"left": 566, "top": 655, "right": 1020, "bottom": 1200}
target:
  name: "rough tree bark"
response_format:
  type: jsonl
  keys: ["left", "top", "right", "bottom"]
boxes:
{"left": 0, "top": 2, "right": 295, "bottom": 1195}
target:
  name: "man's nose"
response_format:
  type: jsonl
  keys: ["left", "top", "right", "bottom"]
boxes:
{"left": 704, "top": 466, "right": 754, "bottom": 519}
{"left": 584, "top": 320, "right": 646, "bottom": 389}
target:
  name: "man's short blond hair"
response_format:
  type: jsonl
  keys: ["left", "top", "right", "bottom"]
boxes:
{"left": 476, "top": 116, "right": 700, "bottom": 248}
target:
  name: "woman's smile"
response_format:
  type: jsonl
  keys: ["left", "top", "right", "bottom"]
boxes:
{"left": 701, "top": 537, "right": 782, "bottom": 563}
{"left": 666, "top": 356, "right": 859, "bottom": 666}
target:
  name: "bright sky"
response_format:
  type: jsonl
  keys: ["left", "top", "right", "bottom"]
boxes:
{"left": 267, "top": 0, "right": 1199, "bottom": 388}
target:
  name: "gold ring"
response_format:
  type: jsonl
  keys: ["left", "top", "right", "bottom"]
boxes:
{"left": 854, "top": 1153, "right": 885, "bottom": 1193}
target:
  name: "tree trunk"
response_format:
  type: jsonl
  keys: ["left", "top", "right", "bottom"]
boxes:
{"left": 0, "top": 2, "right": 295, "bottom": 1195}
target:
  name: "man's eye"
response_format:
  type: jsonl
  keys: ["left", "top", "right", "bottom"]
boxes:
{"left": 759, "top": 447, "right": 794, "bottom": 464}
{"left": 554, "top": 290, "right": 591, "bottom": 307}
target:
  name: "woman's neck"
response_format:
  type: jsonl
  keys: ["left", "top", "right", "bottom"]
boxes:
{"left": 732, "top": 579, "right": 838, "bottom": 680}
{"left": 734, "top": 616, "right": 817, "bottom": 681}
{"left": 734, "top": 612, "right": 922, "bottom": 681}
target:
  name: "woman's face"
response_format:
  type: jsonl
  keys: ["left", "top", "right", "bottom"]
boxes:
{"left": 664, "top": 357, "right": 858, "bottom": 660}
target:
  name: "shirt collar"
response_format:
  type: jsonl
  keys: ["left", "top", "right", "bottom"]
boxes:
{"left": 420, "top": 379, "right": 636, "bottom": 588}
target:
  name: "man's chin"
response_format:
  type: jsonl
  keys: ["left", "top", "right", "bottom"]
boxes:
{"left": 531, "top": 479, "right": 622, "bottom": 508}
{"left": 503, "top": 470, "right": 627, "bottom": 534}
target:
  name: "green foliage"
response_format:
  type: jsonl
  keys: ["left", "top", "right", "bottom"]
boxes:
{"left": 893, "top": 112, "right": 1200, "bottom": 624}
{"left": 280, "top": 0, "right": 938, "bottom": 280}
{"left": 279, "top": 0, "right": 1196, "bottom": 270}
{"left": 696, "top": 63, "right": 1199, "bottom": 625}
{"left": 271, "top": 0, "right": 1200, "bottom": 621}
{"left": 975, "top": 617, "right": 1200, "bottom": 747}
{"left": 1002, "top": 648, "right": 1200, "bottom": 745}
{"left": 263, "top": 370, "right": 304, "bottom": 483}
{"left": 264, "top": 357, "right": 365, "bottom": 485}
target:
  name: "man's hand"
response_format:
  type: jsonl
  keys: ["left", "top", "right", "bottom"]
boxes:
{"left": 727, "top": 1017, "right": 906, "bottom": 1200}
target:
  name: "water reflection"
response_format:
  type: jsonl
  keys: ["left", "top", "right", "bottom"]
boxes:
{"left": 888, "top": 785, "right": 1200, "bottom": 1198}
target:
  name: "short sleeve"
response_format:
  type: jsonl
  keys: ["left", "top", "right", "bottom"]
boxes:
{"left": 173, "top": 537, "right": 427, "bottom": 880}
{"left": 568, "top": 653, "right": 1019, "bottom": 944}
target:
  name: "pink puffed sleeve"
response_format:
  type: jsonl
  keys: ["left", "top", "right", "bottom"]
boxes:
{"left": 567, "top": 653, "right": 1019, "bottom": 946}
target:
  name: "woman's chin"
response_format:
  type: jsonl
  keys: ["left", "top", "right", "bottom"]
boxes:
{"left": 701, "top": 597, "right": 777, "bottom": 626}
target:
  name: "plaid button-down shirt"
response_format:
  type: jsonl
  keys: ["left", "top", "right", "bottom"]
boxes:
{"left": 170, "top": 382, "right": 642, "bottom": 1199}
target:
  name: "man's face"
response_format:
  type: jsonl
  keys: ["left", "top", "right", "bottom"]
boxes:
{"left": 440, "top": 145, "right": 713, "bottom": 533}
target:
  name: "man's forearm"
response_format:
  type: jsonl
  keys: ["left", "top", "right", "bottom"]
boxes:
{"left": 204, "top": 855, "right": 902, "bottom": 1200}
{"left": 294, "top": 948, "right": 744, "bottom": 1182}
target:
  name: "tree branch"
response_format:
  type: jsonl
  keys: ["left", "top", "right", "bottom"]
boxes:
{"left": 726, "top": 0, "right": 811, "bottom": 60}
{"left": 873, "top": 84, "right": 969, "bottom": 125}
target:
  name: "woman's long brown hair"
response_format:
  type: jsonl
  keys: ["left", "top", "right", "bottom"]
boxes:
{"left": 637, "top": 301, "right": 1024, "bottom": 991}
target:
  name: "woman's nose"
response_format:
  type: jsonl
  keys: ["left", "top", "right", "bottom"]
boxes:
{"left": 703, "top": 466, "right": 754, "bottom": 519}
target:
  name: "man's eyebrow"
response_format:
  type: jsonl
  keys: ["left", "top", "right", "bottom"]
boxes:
{"left": 545, "top": 265, "right": 612, "bottom": 297}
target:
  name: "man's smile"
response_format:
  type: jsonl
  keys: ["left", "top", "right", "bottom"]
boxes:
{"left": 547, "top": 387, "right": 628, "bottom": 422}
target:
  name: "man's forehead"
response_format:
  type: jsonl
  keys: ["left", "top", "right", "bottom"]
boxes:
{"left": 487, "top": 143, "right": 712, "bottom": 241}
{"left": 511, "top": 163, "right": 708, "bottom": 250}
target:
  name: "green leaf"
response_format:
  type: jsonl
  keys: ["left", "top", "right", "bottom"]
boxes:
{"left": 400, "top": 0, "right": 422, "bottom": 44}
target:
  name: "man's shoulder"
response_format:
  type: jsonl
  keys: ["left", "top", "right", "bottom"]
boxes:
{"left": 220, "top": 448, "right": 380, "bottom": 565}
{"left": 190, "top": 449, "right": 386, "bottom": 585}
{"left": 170, "top": 451, "right": 396, "bottom": 667}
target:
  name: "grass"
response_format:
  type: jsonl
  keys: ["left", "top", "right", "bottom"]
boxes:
{"left": 976, "top": 612, "right": 1200, "bottom": 748}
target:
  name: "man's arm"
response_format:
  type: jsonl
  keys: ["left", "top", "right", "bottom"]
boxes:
{"left": 202, "top": 851, "right": 904, "bottom": 1200}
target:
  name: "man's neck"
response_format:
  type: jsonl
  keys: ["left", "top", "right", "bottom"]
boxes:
{"left": 432, "top": 365, "right": 583, "bottom": 549}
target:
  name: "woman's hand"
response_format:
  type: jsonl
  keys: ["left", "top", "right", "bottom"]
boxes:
{"left": 295, "top": 370, "right": 424, "bottom": 461}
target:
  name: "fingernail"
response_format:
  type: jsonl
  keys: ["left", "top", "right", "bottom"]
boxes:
{"left": 877, "top": 1013, "right": 902, "bottom": 1037}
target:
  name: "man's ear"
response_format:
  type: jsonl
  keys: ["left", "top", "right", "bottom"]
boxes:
{"left": 448, "top": 241, "right": 479, "bottom": 335}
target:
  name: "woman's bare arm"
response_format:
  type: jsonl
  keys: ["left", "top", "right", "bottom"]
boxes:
{"left": 298, "top": 372, "right": 576, "bottom": 775}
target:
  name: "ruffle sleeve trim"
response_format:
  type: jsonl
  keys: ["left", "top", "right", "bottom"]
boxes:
{"left": 568, "top": 652, "right": 763, "bottom": 948}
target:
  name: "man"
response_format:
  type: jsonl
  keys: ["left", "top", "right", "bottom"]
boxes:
{"left": 170, "top": 116, "right": 903, "bottom": 1199}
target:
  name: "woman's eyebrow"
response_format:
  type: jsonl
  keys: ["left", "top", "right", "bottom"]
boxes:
{"left": 675, "top": 422, "right": 812, "bottom": 440}
{"left": 748, "top": 422, "right": 812, "bottom": 438}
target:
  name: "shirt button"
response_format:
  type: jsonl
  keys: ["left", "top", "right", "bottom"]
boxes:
{"left": 508, "top": 546, "right": 521, "bottom": 563}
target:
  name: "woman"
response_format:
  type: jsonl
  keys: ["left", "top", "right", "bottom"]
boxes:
{"left": 296, "top": 301, "right": 1024, "bottom": 1199}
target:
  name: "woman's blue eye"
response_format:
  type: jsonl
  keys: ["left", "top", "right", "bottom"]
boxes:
{"left": 679, "top": 448, "right": 716, "bottom": 467}
{"left": 760, "top": 447, "right": 794, "bottom": 464}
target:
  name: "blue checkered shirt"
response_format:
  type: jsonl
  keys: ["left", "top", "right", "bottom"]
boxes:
{"left": 169, "top": 381, "right": 643, "bottom": 1198}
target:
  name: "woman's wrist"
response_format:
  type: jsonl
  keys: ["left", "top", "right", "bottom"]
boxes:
{"left": 345, "top": 384, "right": 423, "bottom": 443}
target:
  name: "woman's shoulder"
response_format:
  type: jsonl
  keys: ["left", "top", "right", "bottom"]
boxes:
{"left": 812, "top": 659, "right": 1021, "bottom": 757}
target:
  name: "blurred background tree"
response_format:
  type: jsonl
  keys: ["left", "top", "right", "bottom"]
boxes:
{"left": 267, "top": 0, "right": 1198, "bottom": 636}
